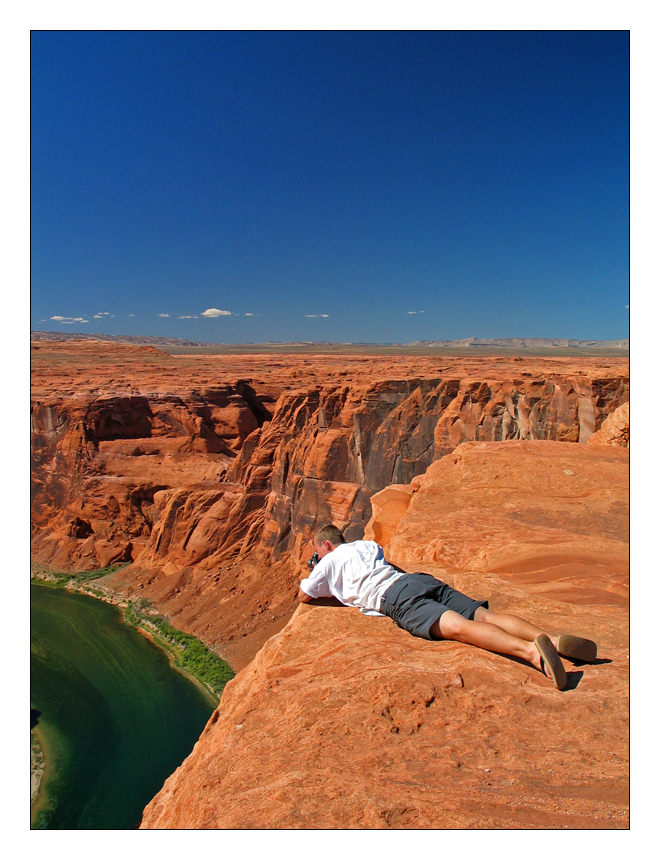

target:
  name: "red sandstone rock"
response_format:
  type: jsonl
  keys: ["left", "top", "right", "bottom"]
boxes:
{"left": 114, "top": 370, "right": 627, "bottom": 667}
{"left": 31, "top": 341, "right": 629, "bottom": 668}
{"left": 366, "top": 484, "right": 415, "bottom": 547}
{"left": 140, "top": 440, "right": 628, "bottom": 830}
{"left": 587, "top": 401, "right": 629, "bottom": 447}
{"left": 366, "top": 440, "right": 629, "bottom": 587}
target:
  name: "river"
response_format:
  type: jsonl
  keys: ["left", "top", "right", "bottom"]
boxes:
{"left": 30, "top": 583, "right": 216, "bottom": 829}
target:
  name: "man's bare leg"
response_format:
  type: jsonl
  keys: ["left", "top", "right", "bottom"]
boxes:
{"left": 431, "top": 609, "right": 548, "bottom": 676}
{"left": 473, "top": 606, "right": 559, "bottom": 649}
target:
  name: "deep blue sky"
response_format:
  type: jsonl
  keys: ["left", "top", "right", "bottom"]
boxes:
{"left": 31, "top": 30, "right": 629, "bottom": 343}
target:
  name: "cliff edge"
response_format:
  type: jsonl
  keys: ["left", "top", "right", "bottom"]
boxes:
{"left": 140, "top": 440, "right": 628, "bottom": 829}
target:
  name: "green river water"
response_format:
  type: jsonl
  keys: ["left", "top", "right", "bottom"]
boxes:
{"left": 30, "top": 583, "right": 216, "bottom": 829}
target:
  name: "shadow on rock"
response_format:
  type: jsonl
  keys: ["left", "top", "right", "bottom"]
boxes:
{"left": 564, "top": 670, "right": 585, "bottom": 691}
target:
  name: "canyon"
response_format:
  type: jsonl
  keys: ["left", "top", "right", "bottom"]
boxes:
{"left": 30, "top": 340, "right": 629, "bottom": 828}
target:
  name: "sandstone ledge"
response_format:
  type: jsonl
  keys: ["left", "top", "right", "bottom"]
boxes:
{"left": 140, "top": 441, "right": 628, "bottom": 829}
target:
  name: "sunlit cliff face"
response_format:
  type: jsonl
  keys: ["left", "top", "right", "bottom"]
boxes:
{"left": 30, "top": 342, "right": 629, "bottom": 669}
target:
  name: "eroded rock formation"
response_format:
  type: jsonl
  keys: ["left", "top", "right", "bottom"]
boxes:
{"left": 31, "top": 341, "right": 628, "bottom": 668}
{"left": 587, "top": 401, "right": 629, "bottom": 448}
{"left": 140, "top": 440, "right": 629, "bottom": 829}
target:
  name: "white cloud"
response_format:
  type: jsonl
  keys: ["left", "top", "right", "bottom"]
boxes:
{"left": 158, "top": 313, "right": 170, "bottom": 318}
{"left": 202, "top": 308, "right": 232, "bottom": 318}
{"left": 407, "top": 310, "right": 425, "bottom": 315}
{"left": 178, "top": 315, "right": 199, "bottom": 319}
{"left": 304, "top": 313, "right": 330, "bottom": 318}
{"left": 128, "top": 313, "right": 135, "bottom": 317}
{"left": 50, "top": 315, "right": 89, "bottom": 324}
{"left": 244, "top": 313, "right": 258, "bottom": 317}
{"left": 93, "top": 312, "right": 115, "bottom": 319}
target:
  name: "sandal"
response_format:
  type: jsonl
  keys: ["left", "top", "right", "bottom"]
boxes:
{"left": 534, "top": 634, "right": 567, "bottom": 690}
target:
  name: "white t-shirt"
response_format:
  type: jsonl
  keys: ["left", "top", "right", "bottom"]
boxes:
{"left": 299, "top": 540, "right": 404, "bottom": 615}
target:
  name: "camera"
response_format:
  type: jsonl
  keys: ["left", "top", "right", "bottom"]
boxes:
{"left": 307, "top": 552, "right": 320, "bottom": 570}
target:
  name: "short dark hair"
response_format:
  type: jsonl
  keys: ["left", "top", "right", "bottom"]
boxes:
{"left": 314, "top": 524, "right": 346, "bottom": 547}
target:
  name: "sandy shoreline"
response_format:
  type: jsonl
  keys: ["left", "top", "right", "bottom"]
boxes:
{"left": 30, "top": 724, "right": 54, "bottom": 827}
{"left": 30, "top": 731, "right": 45, "bottom": 803}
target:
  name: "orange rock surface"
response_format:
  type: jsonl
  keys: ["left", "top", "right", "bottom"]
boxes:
{"left": 140, "top": 440, "right": 629, "bottom": 829}
{"left": 31, "top": 341, "right": 628, "bottom": 670}
{"left": 587, "top": 401, "right": 629, "bottom": 448}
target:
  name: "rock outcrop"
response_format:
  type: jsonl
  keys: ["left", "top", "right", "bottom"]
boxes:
{"left": 31, "top": 341, "right": 629, "bottom": 668}
{"left": 140, "top": 440, "right": 629, "bottom": 829}
{"left": 587, "top": 402, "right": 629, "bottom": 448}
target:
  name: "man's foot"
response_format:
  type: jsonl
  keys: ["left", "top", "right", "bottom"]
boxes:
{"left": 556, "top": 634, "right": 598, "bottom": 663}
{"left": 533, "top": 634, "right": 567, "bottom": 690}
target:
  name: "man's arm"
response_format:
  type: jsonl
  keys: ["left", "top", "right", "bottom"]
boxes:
{"left": 298, "top": 553, "right": 344, "bottom": 606}
{"left": 297, "top": 583, "right": 344, "bottom": 607}
{"left": 297, "top": 586, "right": 315, "bottom": 603}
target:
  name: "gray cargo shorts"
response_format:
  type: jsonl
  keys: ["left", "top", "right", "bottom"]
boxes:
{"left": 380, "top": 573, "right": 489, "bottom": 640}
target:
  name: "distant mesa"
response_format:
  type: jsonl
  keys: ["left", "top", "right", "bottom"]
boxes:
{"left": 30, "top": 331, "right": 629, "bottom": 354}
{"left": 409, "top": 337, "right": 629, "bottom": 350}
{"left": 31, "top": 331, "right": 205, "bottom": 347}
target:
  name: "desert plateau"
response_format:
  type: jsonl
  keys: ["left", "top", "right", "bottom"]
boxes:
{"left": 30, "top": 339, "right": 629, "bottom": 829}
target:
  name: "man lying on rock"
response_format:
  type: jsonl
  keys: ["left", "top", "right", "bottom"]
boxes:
{"left": 297, "top": 524, "right": 598, "bottom": 691}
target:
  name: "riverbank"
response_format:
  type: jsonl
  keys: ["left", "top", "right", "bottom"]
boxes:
{"left": 31, "top": 563, "right": 235, "bottom": 824}
{"left": 30, "top": 722, "right": 57, "bottom": 827}
{"left": 31, "top": 581, "right": 220, "bottom": 828}
{"left": 30, "top": 728, "right": 45, "bottom": 803}
{"left": 30, "top": 563, "right": 235, "bottom": 702}
{"left": 131, "top": 624, "right": 217, "bottom": 703}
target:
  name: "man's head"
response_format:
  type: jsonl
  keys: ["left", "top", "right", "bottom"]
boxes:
{"left": 313, "top": 523, "right": 346, "bottom": 559}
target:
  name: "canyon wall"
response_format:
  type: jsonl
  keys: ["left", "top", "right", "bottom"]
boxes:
{"left": 31, "top": 342, "right": 628, "bottom": 668}
{"left": 30, "top": 382, "right": 271, "bottom": 570}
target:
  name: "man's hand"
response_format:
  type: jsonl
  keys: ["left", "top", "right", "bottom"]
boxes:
{"left": 297, "top": 587, "right": 344, "bottom": 607}
{"left": 297, "top": 587, "right": 314, "bottom": 604}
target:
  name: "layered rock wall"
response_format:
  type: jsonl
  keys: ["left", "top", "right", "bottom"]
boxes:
{"left": 30, "top": 343, "right": 628, "bottom": 667}
{"left": 244, "top": 373, "right": 628, "bottom": 564}
{"left": 30, "top": 383, "right": 273, "bottom": 570}
{"left": 127, "top": 372, "right": 629, "bottom": 577}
